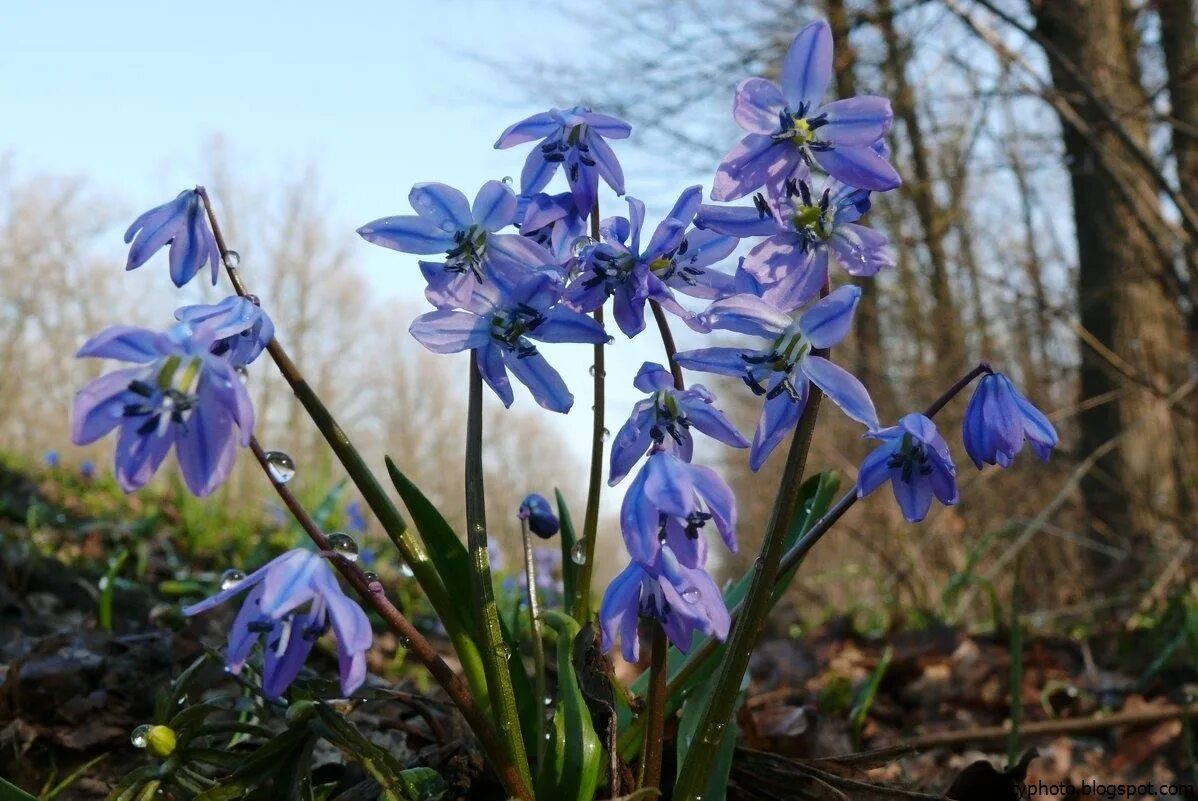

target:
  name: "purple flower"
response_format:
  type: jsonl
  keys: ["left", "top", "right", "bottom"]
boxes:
{"left": 357, "top": 181, "right": 556, "bottom": 309}
{"left": 175, "top": 296, "right": 275, "bottom": 368}
{"left": 495, "top": 106, "right": 632, "bottom": 214}
{"left": 565, "top": 187, "right": 737, "bottom": 337}
{"left": 408, "top": 273, "right": 608, "bottom": 412}
{"left": 599, "top": 544, "right": 729, "bottom": 663}
{"left": 44, "top": 450, "right": 61, "bottom": 469}
{"left": 72, "top": 323, "right": 254, "bottom": 496}
{"left": 80, "top": 459, "right": 96, "bottom": 479}
{"left": 518, "top": 191, "right": 587, "bottom": 263}
{"left": 609, "top": 362, "right": 748, "bottom": 485}
{"left": 182, "top": 549, "right": 373, "bottom": 699}
{"left": 713, "top": 20, "right": 899, "bottom": 200}
{"left": 519, "top": 492, "right": 560, "bottom": 538}
{"left": 675, "top": 286, "right": 878, "bottom": 469}
{"left": 697, "top": 177, "right": 892, "bottom": 308}
{"left": 619, "top": 451, "right": 737, "bottom": 567}
{"left": 857, "top": 413, "right": 958, "bottom": 523}
{"left": 962, "top": 372, "right": 1058, "bottom": 469}
{"left": 124, "top": 189, "right": 221, "bottom": 287}
{"left": 346, "top": 501, "right": 368, "bottom": 533}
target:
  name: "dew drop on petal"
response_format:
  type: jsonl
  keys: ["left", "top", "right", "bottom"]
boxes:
{"left": 570, "top": 236, "right": 597, "bottom": 258}
{"left": 570, "top": 540, "right": 588, "bottom": 565}
{"left": 223, "top": 250, "right": 241, "bottom": 269}
{"left": 264, "top": 451, "right": 295, "bottom": 483}
{"left": 220, "top": 568, "right": 246, "bottom": 591}
{"left": 327, "top": 532, "right": 359, "bottom": 562}
{"left": 501, "top": 176, "right": 514, "bottom": 187}
{"left": 234, "top": 365, "right": 249, "bottom": 384}
{"left": 680, "top": 587, "right": 701, "bottom": 604}
{"left": 130, "top": 724, "right": 151, "bottom": 749}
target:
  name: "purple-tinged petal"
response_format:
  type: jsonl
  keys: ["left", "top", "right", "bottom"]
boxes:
{"left": 113, "top": 422, "right": 174, "bottom": 493}
{"left": 619, "top": 467, "right": 660, "bottom": 563}
{"left": 504, "top": 349, "right": 573, "bottom": 412}
{"left": 813, "top": 146, "right": 901, "bottom": 192}
{"left": 695, "top": 203, "right": 779, "bottom": 238}
{"left": 226, "top": 584, "right": 269, "bottom": 672}
{"left": 642, "top": 453, "right": 695, "bottom": 518}
{"left": 688, "top": 463, "right": 738, "bottom": 552}
{"left": 176, "top": 391, "right": 239, "bottom": 497}
{"left": 472, "top": 181, "right": 519, "bottom": 232}
{"left": 580, "top": 110, "right": 632, "bottom": 138}
{"left": 76, "top": 326, "right": 169, "bottom": 362}
{"left": 72, "top": 368, "right": 144, "bottom": 445}
{"left": 600, "top": 563, "right": 645, "bottom": 663}
{"left": 259, "top": 551, "right": 322, "bottom": 619}
{"left": 495, "top": 112, "right": 559, "bottom": 148}
{"left": 626, "top": 197, "right": 647, "bottom": 254}
{"left": 892, "top": 472, "right": 934, "bottom": 523}
{"left": 182, "top": 553, "right": 297, "bottom": 617}
{"left": 357, "top": 216, "right": 457, "bottom": 254}
{"left": 712, "top": 134, "right": 786, "bottom": 202}
{"left": 780, "top": 20, "right": 833, "bottom": 111}
{"left": 734, "top": 78, "right": 787, "bottom": 134}
{"left": 680, "top": 394, "right": 750, "bottom": 449}
{"left": 262, "top": 616, "right": 318, "bottom": 699}
{"left": 760, "top": 249, "right": 828, "bottom": 313}
{"left": 799, "top": 284, "right": 861, "bottom": 348}
{"left": 532, "top": 307, "right": 609, "bottom": 344}
{"left": 703, "top": 293, "right": 791, "bottom": 338}
{"left": 856, "top": 442, "right": 895, "bottom": 496}
{"left": 674, "top": 347, "right": 749, "bottom": 378}
{"left": 408, "top": 183, "right": 473, "bottom": 230}
{"left": 817, "top": 96, "right": 894, "bottom": 147}
{"left": 588, "top": 132, "right": 625, "bottom": 196}
{"left": 612, "top": 283, "right": 648, "bottom": 337}
{"left": 409, "top": 311, "right": 491, "bottom": 354}
{"left": 634, "top": 362, "right": 675, "bottom": 392}
{"left": 667, "top": 185, "right": 704, "bottom": 227}
{"left": 520, "top": 148, "right": 558, "bottom": 196}
{"left": 477, "top": 346, "right": 514, "bottom": 407}
{"left": 828, "top": 223, "right": 893, "bottom": 277}
{"left": 644, "top": 219, "right": 686, "bottom": 263}
{"left": 1016, "top": 393, "right": 1058, "bottom": 460}
{"left": 487, "top": 232, "right": 557, "bottom": 275}
{"left": 610, "top": 400, "right": 655, "bottom": 486}
{"left": 740, "top": 235, "right": 811, "bottom": 286}
{"left": 750, "top": 384, "right": 807, "bottom": 471}
{"left": 800, "top": 355, "right": 878, "bottom": 430}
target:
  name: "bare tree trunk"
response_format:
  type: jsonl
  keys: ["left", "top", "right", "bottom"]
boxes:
{"left": 1032, "top": 0, "right": 1196, "bottom": 570}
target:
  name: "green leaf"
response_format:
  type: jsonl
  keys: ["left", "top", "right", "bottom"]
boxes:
{"left": 538, "top": 612, "right": 602, "bottom": 801}
{"left": 554, "top": 488, "right": 579, "bottom": 615}
{"left": 0, "top": 776, "right": 39, "bottom": 801}
{"left": 675, "top": 669, "right": 748, "bottom": 801}
{"left": 396, "top": 768, "right": 447, "bottom": 801}
{"left": 849, "top": 645, "right": 892, "bottom": 749}
{"left": 98, "top": 548, "right": 130, "bottom": 632}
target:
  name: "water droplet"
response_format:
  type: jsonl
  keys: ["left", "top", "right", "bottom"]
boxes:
{"left": 98, "top": 576, "right": 110, "bottom": 591}
{"left": 399, "top": 562, "right": 415, "bottom": 578}
{"left": 264, "top": 451, "right": 295, "bottom": 483}
{"left": 501, "top": 176, "right": 514, "bottom": 187}
{"left": 223, "top": 250, "right": 241, "bottom": 269}
{"left": 245, "top": 294, "right": 261, "bottom": 306}
{"left": 234, "top": 365, "right": 249, "bottom": 384}
{"left": 220, "top": 568, "right": 246, "bottom": 590}
{"left": 327, "top": 532, "right": 359, "bottom": 562}
{"left": 601, "top": 427, "right": 610, "bottom": 441}
{"left": 363, "top": 571, "right": 379, "bottom": 583}
{"left": 681, "top": 587, "right": 701, "bottom": 604}
{"left": 131, "top": 724, "right": 151, "bottom": 748}
{"left": 570, "top": 540, "right": 588, "bottom": 565}
{"left": 570, "top": 236, "right": 597, "bottom": 258}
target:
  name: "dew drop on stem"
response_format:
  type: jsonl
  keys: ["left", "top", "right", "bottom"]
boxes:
{"left": 570, "top": 540, "right": 588, "bottom": 565}
{"left": 326, "top": 532, "right": 359, "bottom": 562}
{"left": 223, "top": 250, "right": 241, "bottom": 269}
{"left": 264, "top": 451, "right": 296, "bottom": 484}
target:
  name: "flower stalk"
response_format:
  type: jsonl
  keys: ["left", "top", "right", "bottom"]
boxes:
{"left": 520, "top": 514, "right": 548, "bottom": 768}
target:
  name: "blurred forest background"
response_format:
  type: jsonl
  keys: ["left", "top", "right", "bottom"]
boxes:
{"left": 1, "top": 0, "right": 1196, "bottom": 633}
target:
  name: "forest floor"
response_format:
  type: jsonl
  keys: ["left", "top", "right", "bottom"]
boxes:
{"left": 1, "top": 460, "right": 1195, "bottom": 800}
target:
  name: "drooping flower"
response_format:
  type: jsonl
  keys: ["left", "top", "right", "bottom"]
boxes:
{"left": 519, "top": 492, "right": 560, "bottom": 538}
{"left": 857, "top": 413, "right": 958, "bottom": 523}
{"left": 175, "top": 296, "right": 275, "bottom": 368}
{"left": 495, "top": 106, "right": 632, "bottom": 214}
{"left": 599, "top": 544, "right": 730, "bottom": 663}
{"left": 609, "top": 362, "right": 748, "bottom": 485}
{"left": 518, "top": 191, "right": 587, "bottom": 264}
{"left": 566, "top": 187, "right": 737, "bottom": 337}
{"left": 962, "top": 372, "right": 1059, "bottom": 469}
{"left": 696, "top": 176, "right": 893, "bottom": 308}
{"left": 72, "top": 322, "right": 253, "bottom": 496}
{"left": 124, "top": 189, "right": 222, "bottom": 287}
{"left": 619, "top": 451, "right": 737, "bottom": 567}
{"left": 408, "top": 273, "right": 608, "bottom": 412}
{"left": 713, "top": 20, "right": 899, "bottom": 200}
{"left": 357, "top": 181, "right": 556, "bottom": 308}
{"left": 182, "top": 549, "right": 373, "bottom": 699}
{"left": 675, "top": 286, "right": 878, "bottom": 469}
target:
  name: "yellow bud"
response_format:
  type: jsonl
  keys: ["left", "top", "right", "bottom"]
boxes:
{"left": 145, "top": 724, "right": 176, "bottom": 758}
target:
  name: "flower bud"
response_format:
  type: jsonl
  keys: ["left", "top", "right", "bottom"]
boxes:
{"left": 286, "top": 699, "right": 316, "bottom": 725}
{"left": 519, "top": 493, "right": 559, "bottom": 538}
{"left": 144, "top": 725, "right": 176, "bottom": 758}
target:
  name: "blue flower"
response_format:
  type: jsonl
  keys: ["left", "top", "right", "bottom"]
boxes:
{"left": 565, "top": 187, "right": 738, "bottom": 337}
{"left": 44, "top": 450, "right": 61, "bottom": 469}
{"left": 675, "top": 286, "right": 879, "bottom": 469}
{"left": 857, "top": 413, "right": 958, "bottom": 523}
{"left": 696, "top": 176, "right": 892, "bottom": 308}
{"left": 517, "top": 191, "right": 587, "bottom": 263}
{"left": 495, "top": 106, "right": 632, "bottom": 214}
{"left": 80, "top": 460, "right": 96, "bottom": 479}
{"left": 963, "top": 372, "right": 1059, "bottom": 469}
{"left": 619, "top": 451, "right": 737, "bottom": 567}
{"left": 609, "top": 362, "right": 748, "bottom": 485}
{"left": 175, "top": 296, "right": 275, "bottom": 368}
{"left": 183, "top": 549, "right": 373, "bottom": 699}
{"left": 358, "top": 181, "right": 556, "bottom": 309}
{"left": 346, "top": 501, "right": 368, "bottom": 533}
{"left": 72, "top": 323, "right": 254, "bottom": 496}
{"left": 713, "top": 20, "right": 899, "bottom": 200}
{"left": 519, "top": 492, "right": 560, "bottom": 538}
{"left": 599, "top": 544, "right": 730, "bottom": 663}
{"left": 408, "top": 273, "right": 608, "bottom": 412}
{"left": 124, "top": 190, "right": 221, "bottom": 287}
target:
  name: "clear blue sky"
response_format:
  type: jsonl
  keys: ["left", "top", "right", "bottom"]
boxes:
{"left": 1, "top": 0, "right": 728, "bottom": 454}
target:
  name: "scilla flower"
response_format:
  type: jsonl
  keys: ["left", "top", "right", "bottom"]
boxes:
{"left": 517, "top": 191, "right": 587, "bottom": 263}
{"left": 600, "top": 544, "right": 730, "bottom": 662}
{"left": 358, "top": 181, "right": 555, "bottom": 309}
{"left": 175, "top": 296, "right": 275, "bottom": 368}
{"left": 495, "top": 106, "right": 632, "bottom": 214}
{"left": 963, "top": 372, "right": 1058, "bottom": 469}
{"left": 124, "top": 189, "right": 221, "bottom": 287}
{"left": 675, "top": 285, "right": 878, "bottom": 469}
{"left": 519, "top": 492, "right": 560, "bottom": 538}
{"left": 408, "top": 273, "right": 608, "bottom": 412}
{"left": 72, "top": 322, "right": 253, "bottom": 496}
{"left": 609, "top": 362, "right": 748, "bottom": 485}
{"left": 858, "top": 413, "right": 958, "bottom": 523}
{"left": 183, "top": 549, "right": 373, "bottom": 699}
{"left": 713, "top": 20, "right": 899, "bottom": 200}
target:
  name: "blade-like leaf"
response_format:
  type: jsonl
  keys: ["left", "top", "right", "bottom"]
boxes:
{"left": 554, "top": 488, "right": 579, "bottom": 614}
{"left": 539, "top": 611, "right": 602, "bottom": 801}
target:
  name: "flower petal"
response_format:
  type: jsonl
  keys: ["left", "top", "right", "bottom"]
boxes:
{"left": 734, "top": 78, "right": 787, "bottom": 134}
{"left": 357, "top": 216, "right": 456, "bottom": 254}
{"left": 818, "top": 96, "right": 894, "bottom": 147}
{"left": 800, "top": 355, "right": 878, "bottom": 430}
{"left": 781, "top": 20, "right": 833, "bottom": 111}
{"left": 799, "top": 284, "right": 860, "bottom": 348}
{"left": 813, "top": 146, "right": 901, "bottom": 192}
{"left": 495, "top": 111, "right": 559, "bottom": 148}
{"left": 703, "top": 293, "right": 792, "bottom": 338}
{"left": 504, "top": 348, "right": 573, "bottom": 412}
{"left": 409, "top": 311, "right": 491, "bottom": 354}
{"left": 409, "top": 183, "right": 473, "bottom": 230}
{"left": 472, "top": 181, "right": 518, "bottom": 232}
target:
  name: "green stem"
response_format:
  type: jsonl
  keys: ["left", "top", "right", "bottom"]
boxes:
{"left": 195, "top": 188, "right": 495, "bottom": 762}
{"left": 573, "top": 204, "right": 605, "bottom": 622}
{"left": 521, "top": 515, "right": 548, "bottom": 769}
{"left": 466, "top": 356, "right": 534, "bottom": 794}
{"left": 672, "top": 374, "right": 826, "bottom": 801}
